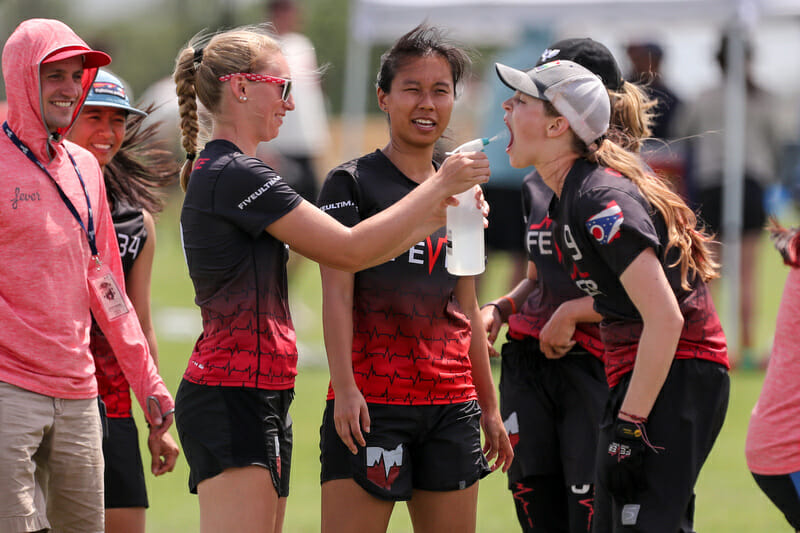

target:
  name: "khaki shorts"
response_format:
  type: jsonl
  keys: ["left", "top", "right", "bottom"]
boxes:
{"left": 0, "top": 381, "right": 104, "bottom": 532}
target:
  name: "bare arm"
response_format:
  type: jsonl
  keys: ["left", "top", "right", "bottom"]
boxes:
{"left": 480, "top": 261, "right": 538, "bottom": 357}
{"left": 539, "top": 296, "right": 602, "bottom": 359}
{"left": 320, "top": 265, "right": 368, "bottom": 455}
{"left": 617, "top": 248, "right": 684, "bottom": 420}
{"left": 455, "top": 277, "right": 514, "bottom": 473}
{"left": 267, "top": 152, "right": 490, "bottom": 272}
{"left": 126, "top": 211, "right": 180, "bottom": 474}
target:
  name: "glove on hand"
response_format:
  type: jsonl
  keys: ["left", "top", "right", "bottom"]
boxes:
{"left": 599, "top": 420, "right": 648, "bottom": 501}
{"left": 768, "top": 218, "right": 800, "bottom": 268}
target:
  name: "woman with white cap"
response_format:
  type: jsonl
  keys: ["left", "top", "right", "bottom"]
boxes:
{"left": 68, "top": 69, "right": 180, "bottom": 533}
{"left": 496, "top": 59, "right": 730, "bottom": 532}
{"left": 480, "top": 39, "right": 661, "bottom": 532}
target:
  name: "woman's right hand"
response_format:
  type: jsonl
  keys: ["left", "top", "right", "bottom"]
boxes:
{"left": 436, "top": 151, "right": 491, "bottom": 198}
{"left": 481, "top": 304, "right": 502, "bottom": 358}
{"left": 333, "top": 386, "right": 371, "bottom": 455}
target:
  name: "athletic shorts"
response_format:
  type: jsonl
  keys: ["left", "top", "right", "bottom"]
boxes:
{"left": 175, "top": 379, "right": 293, "bottom": 497}
{"left": 593, "top": 359, "right": 730, "bottom": 533}
{"left": 696, "top": 177, "right": 766, "bottom": 235}
{"left": 483, "top": 185, "right": 526, "bottom": 252}
{"left": 751, "top": 471, "right": 800, "bottom": 530}
{"left": 319, "top": 400, "right": 491, "bottom": 501}
{"left": 103, "top": 417, "right": 148, "bottom": 508}
{"left": 499, "top": 337, "right": 607, "bottom": 487}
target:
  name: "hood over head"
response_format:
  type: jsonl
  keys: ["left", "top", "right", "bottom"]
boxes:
{"left": 2, "top": 18, "right": 111, "bottom": 161}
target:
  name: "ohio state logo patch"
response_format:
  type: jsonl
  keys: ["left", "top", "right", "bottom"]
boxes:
{"left": 586, "top": 201, "right": 623, "bottom": 244}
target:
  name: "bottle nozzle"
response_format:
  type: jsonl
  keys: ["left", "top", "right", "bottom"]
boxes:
{"left": 446, "top": 130, "right": 508, "bottom": 155}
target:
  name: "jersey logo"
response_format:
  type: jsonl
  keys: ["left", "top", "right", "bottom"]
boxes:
{"left": 504, "top": 412, "right": 520, "bottom": 449}
{"left": 366, "top": 444, "right": 403, "bottom": 490}
{"left": 539, "top": 48, "right": 560, "bottom": 63}
{"left": 586, "top": 201, "right": 623, "bottom": 244}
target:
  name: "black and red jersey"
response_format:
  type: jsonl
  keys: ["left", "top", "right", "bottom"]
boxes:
{"left": 180, "top": 140, "right": 303, "bottom": 389}
{"left": 90, "top": 200, "right": 147, "bottom": 417}
{"left": 507, "top": 172, "right": 604, "bottom": 359}
{"left": 549, "top": 158, "right": 728, "bottom": 387}
{"left": 318, "top": 150, "right": 476, "bottom": 405}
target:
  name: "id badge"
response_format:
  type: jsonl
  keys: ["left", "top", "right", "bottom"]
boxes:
{"left": 88, "top": 259, "right": 129, "bottom": 320}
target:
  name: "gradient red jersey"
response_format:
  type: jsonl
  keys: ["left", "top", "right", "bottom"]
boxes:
{"left": 180, "top": 140, "right": 303, "bottom": 389}
{"left": 549, "top": 159, "right": 728, "bottom": 387}
{"left": 508, "top": 172, "right": 604, "bottom": 359}
{"left": 318, "top": 151, "right": 476, "bottom": 405}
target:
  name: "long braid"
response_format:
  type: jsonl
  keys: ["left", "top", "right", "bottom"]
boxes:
{"left": 174, "top": 46, "right": 199, "bottom": 191}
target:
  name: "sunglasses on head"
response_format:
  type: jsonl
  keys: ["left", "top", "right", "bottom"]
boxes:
{"left": 218, "top": 72, "right": 292, "bottom": 102}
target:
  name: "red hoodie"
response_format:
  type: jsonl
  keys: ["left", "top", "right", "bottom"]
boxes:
{"left": 0, "top": 19, "right": 173, "bottom": 422}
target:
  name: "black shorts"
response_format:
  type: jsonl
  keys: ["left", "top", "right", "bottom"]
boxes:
{"left": 175, "top": 379, "right": 294, "bottom": 497}
{"left": 751, "top": 471, "right": 800, "bottom": 529}
{"left": 499, "top": 337, "right": 607, "bottom": 487}
{"left": 593, "top": 359, "right": 730, "bottom": 533}
{"left": 319, "top": 400, "right": 491, "bottom": 501}
{"left": 696, "top": 177, "right": 766, "bottom": 235}
{"left": 483, "top": 185, "right": 526, "bottom": 252}
{"left": 103, "top": 416, "right": 148, "bottom": 508}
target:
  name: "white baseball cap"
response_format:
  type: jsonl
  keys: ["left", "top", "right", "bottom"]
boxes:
{"left": 495, "top": 59, "right": 610, "bottom": 146}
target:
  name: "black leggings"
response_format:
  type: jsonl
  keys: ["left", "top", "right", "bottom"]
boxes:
{"left": 511, "top": 474, "right": 595, "bottom": 533}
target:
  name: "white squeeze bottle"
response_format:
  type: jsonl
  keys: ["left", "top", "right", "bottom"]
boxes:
{"left": 445, "top": 133, "right": 504, "bottom": 276}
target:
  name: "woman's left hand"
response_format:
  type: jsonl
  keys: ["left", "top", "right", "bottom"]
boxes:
{"left": 480, "top": 410, "right": 514, "bottom": 473}
{"left": 148, "top": 429, "right": 180, "bottom": 476}
{"left": 539, "top": 303, "right": 577, "bottom": 359}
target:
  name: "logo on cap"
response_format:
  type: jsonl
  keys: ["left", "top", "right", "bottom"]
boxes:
{"left": 92, "top": 81, "right": 126, "bottom": 100}
{"left": 539, "top": 48, "right": 561, "bottom": 63}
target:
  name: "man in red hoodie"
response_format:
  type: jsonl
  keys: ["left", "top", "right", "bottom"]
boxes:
{"left": 0, "top": 19, "right": 175, "bottom": 532}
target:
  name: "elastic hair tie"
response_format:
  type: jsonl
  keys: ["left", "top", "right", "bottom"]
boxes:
{"left": 193, "top": 47, "right": 204, "bottom": 71}
{"left": 186, "top": 152, "right": 197, "bottom": 161}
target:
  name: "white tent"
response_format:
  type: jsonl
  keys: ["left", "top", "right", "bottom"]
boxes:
{"left": 343, "top": 0, "right": 800, "bottom": 357}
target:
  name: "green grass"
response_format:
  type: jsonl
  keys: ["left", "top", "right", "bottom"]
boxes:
{"left": 137, "top": 195, "right": 796, "bottom": 531}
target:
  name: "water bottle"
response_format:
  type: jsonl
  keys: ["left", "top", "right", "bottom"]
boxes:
{"left": 443, "top": 134, "right": 506, "bottom": 276}
{"left": 446, "top": 188, "right": 485, "bottom": 275}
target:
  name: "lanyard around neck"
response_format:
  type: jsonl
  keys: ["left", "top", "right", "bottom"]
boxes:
{"left": 3, "top": 121, "right": 98, "bottom": 257}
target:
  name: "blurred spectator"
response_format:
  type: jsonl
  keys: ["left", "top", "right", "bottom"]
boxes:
{"left": 478, "top": 27, "right": 552, "bottom": 293}
{"left": 257, "top": 0, "right": 330, "bottom": 203}
{"left": 626, "top": 41, "right": 687, "bottom": 199}
{"left": 674, "top": 33, "right": 790, "bottom": 366}
{"left": 626, "top": 41, "right": 681, "bottom": 141}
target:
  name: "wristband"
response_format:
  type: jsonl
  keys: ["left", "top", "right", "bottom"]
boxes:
{"left": 501, "top": 296, "right": 517, "bottom": 315}
{"left": 618, "top": 409, "right": 648, "bottom": 423}
{"left": 481, "top": 302, "right": 502, "bottom": 315}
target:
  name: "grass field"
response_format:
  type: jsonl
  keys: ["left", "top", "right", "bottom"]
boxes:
{"left": 134, "top": 196, "right": 797, "bottom": 532}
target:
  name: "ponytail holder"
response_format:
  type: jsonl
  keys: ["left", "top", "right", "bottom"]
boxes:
{"left": 186, "top": 152, "right": 197, "bottom": 161}
{"left": 193, "top": 47, "right": 204, "bottom": 71}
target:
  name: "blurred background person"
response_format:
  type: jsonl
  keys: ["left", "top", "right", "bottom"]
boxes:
{"left": 674, "top": 32, "right": 789, "bottom": 367}
{"left": 477, "top": 27, "right": 552, "bottom": 295}
{"left": 257, "top": 0, "right": 330, "bottom": 203}
{"left": 67, "top": 69, "right": 181, "bottom": 533}
{"left": 625, "top": 41, "right": 681, "bottom": 142}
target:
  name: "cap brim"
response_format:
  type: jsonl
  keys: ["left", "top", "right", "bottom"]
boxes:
{"left": 85, "top": 101, "right": 147, "bottom": 117}
{"left": 495, "top": 63, "right": 546, "bottom": 100}
{"left": 43, "top": 47, "right": 111, "bottom": 69}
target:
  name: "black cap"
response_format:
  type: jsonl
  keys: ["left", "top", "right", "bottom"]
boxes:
{"left": 536, "top": 38, "right": 623, "bottom": 91}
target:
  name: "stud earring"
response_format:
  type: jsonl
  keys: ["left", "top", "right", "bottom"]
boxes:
{"left": 240, "top": 96, "right": 248, "bottom": 102}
